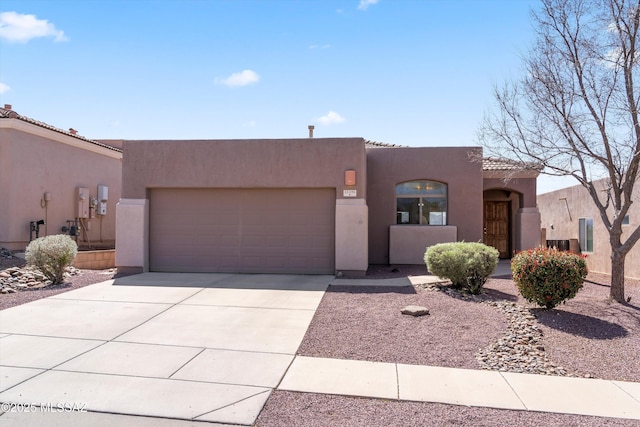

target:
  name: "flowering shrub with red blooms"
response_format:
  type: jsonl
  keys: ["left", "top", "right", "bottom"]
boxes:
{"left": 511, "top": 247, "right": 588, "bottom": 309}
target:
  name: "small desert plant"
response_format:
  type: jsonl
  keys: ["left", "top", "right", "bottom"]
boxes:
{"left": 424, "top": 242, "right": 499, "bottom": 294}
{"left": 25, "top": 234, "right": 78, "bottom": 285}
{"left": 511, "top": 247, "right": 587, "bottom": 309}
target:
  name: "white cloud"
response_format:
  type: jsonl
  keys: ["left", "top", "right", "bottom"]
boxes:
{"left": 243, "top": 120, "right": 257, "bottom": 128}
{"left": 0, "top": 82, "right": 10, "bottom": 94}
{"left": 357, "top": 0, "right": 379, "bottom": 11}
{"left": 317, "top": 110, "right": 345, "bottom": 125}
{"left": 216, "top": 69, "right": 260, "bottom": 87}
{"left": 0, "top": 11, "right": 68, "bottom": 43}
{"left": 309, "top": 44, "right": 331, "bottom": 50}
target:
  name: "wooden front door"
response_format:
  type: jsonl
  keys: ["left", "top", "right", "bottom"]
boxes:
{"left": 484, "top": 201, "right": 510, "bottom": 258}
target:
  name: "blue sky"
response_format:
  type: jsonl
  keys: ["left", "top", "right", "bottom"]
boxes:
{"left": 0, "top": 0, "right": 570, "bottom": 192}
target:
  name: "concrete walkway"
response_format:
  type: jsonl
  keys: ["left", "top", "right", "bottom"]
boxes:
{"left": 0, "top": 272, "right": 639, "bottom": 425}
{"left": 280, "top": 356, "right": 640, "bottom": 420}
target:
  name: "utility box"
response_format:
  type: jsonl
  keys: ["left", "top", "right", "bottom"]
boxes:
{"left": 77, "top": 187, "right": 89, "bottom": 219}
{"left": 97, "top": 184, "right": 108, "bottom": 216}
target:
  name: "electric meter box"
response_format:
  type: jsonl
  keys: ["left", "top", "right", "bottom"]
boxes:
{"left": 77, "top": 187, "right": 89, "bottom": 219}
{"left": 97, "top": 185, "right": 108, "bottom": 215}
{"left": 98, "top": 185, "right": 108, "bottom": 202}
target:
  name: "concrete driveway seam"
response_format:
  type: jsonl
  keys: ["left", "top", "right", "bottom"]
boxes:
{"left": 612, "top": 380, "right": 640, "bottom": 403}
{"left": 499, "top": 370, "right": 529, "bottom": 410}
{"left": 106, "top": 288, "right": 210, "bottom": 343}
{"left": 167, "top": 348, "right": 208, "bottom": 379}
{"left": 193, "top": 388, "right": 271, "bottom": 418}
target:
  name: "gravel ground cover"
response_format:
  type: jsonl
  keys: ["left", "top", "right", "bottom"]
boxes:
{"left": 2, "top": 257, "right": 638, "bottom": 426}
{"left": 297, "top": 264, "right": 640, "bottom": 383}
{"left": 257, "top": 391, "right": 640, "bottom": 427}
{"left": 258, "top": 264, "right": 640, "bottom": 426}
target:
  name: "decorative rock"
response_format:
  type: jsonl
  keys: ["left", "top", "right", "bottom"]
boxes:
{"left": 401, "top": 305, "right": 430, "bottom": 316}
{"left": 0, "top": 265, "right": 82, "bottom": 292}
{"left": 0, "top": 248, "right": 15, "bottom": 259}
{"left": 415, "top": 279, "right": 588, "bottom": 379}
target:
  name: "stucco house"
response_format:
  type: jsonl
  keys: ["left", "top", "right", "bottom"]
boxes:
{"left": 0, "top": 105, "right": 122, "bottom": 253}
{"left": 116, "top": 137, "right": 542, "bottom": 277}
{"left": 538, "top": 179, "right": 639, "bottom": 279}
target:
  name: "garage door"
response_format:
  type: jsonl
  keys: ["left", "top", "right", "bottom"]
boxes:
{"left": 149, "top": 188, "right": 335, "bottom": 274}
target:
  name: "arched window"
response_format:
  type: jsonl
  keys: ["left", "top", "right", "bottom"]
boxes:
{"left": 396, "top": 180, "right": 447, "bottom": 225}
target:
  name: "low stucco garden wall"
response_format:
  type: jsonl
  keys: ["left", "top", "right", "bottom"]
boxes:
{"left": 73, "top": 249, "right": 115, "bottom": 270}
{"left": 389, "top": 225, "right": 457, "bottom": 264}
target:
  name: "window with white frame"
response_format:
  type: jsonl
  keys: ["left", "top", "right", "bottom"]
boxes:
{"left": 579, "top": 218, "right": 594, "bottom": 252}
{"left": 396, "top": 180, "right": 447, "bottom": 225}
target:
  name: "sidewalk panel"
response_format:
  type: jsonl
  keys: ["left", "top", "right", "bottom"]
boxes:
{"left": 397, "top": 364, "right": 525, "bottom": 410}
{"left": 279, "top": 356, "right": 397, "bottom": 399}
{"left": 503, "top": 372, "right": 640, "bottom": 420}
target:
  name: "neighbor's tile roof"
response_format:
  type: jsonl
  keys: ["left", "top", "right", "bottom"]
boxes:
{"left": 364, "top": 140, "right": 404, "bottom": 148}
{"left": 482, "top": 157, "right": 543, "bottom": 172}
{"left": 0, "top": 106, "right": 122, "bottom": 153}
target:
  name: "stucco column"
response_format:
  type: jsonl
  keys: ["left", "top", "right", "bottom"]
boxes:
{"left": 335, "top": 199, "right": 368, "bottom": 277}
{"left": 517, "top": 207, "right": 541, "bottom": 252}
{"left": 115, "top": 198, "right": 148, "bottom": 274}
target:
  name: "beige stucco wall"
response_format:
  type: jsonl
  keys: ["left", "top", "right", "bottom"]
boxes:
{"left": 115, "top": 199, "right": 148, "bottom": 274}
{"left": 335, "top": 199, "right": 368, "bottom": 276}
{"left": 121, "top": 138, "right": 366, "bottom": 199}
{"left": 117, "top": 138, "right": 368, "bottom": 275}
{"left": 518, "top": 207, "right": 542, "bottom": 251}
{"left": 366, "top": 147, "right": 484, "bottom": 265}
{"left": 389, "top": 225, "right": 457, "bottom": 264}
{"left": 0, "top": 121, "right": 122, "bottom": 250}
{"left": 538, "top": 179, "right": 640, "bottom": 279}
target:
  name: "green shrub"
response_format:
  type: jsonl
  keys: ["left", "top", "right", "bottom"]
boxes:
{"left": 424, "top": 242, "right": 499, "bottom": 294}
{"left": 511, "top": 247, "right": 587, "bottom": 309}
{"left": 25, "top": 235, "right": 78, "bottom": 285}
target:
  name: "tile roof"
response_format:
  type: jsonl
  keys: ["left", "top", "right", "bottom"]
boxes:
{"left": 0, "top": 106, "right": 122, "bottom": 153}
{"left": 482, "top": 157, "right": 543, "bottom": 172}
{"left": 364, "top": 139, "right": 404, "bottom": 148}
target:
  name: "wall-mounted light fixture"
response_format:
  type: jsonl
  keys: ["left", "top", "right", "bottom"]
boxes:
{"left": 344, "top": 170, "right": 356, "bottom": 186}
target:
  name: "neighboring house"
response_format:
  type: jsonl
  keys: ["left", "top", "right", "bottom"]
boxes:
{"left": 0, "top": 105, "right": 122, "bottom": 251}
{"left": 116, "top": 138, "right": 542, "bottom": 276}
{"left": 538, "top": 179, "right": 640, "bottom": 279}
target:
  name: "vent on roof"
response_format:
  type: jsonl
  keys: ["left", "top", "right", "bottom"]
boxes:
{"left": 308, "top": 125, "right": 314, "bottom": 139}
{"left": 4, "top": 104, "right": 12, "bottom": 110}
{"left": 69, "top": 128, "right": 77, "bottom": 135}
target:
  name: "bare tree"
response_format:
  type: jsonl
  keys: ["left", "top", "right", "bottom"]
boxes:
{"left": 479, "top": 0, "right": 640, "bottom": 302}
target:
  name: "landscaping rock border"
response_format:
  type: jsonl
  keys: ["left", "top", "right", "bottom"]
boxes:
{"left": 415, "top": 281, "right": 582, "bottom": 378}
{"left": 0, "top": 265, "right": 80, "bottom": 294}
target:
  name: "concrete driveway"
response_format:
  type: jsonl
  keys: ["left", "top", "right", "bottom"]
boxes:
{"left": 0, "top": 273, "right": 331, "bottom": 426}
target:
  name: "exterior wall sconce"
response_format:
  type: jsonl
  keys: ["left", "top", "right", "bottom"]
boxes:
{"left": 345, "top": 170, "right": 356, "bottom": 186}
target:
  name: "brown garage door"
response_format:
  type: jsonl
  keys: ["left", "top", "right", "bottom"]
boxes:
{"left": 149, "top": 188, "right": 335, "bottom": 274}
